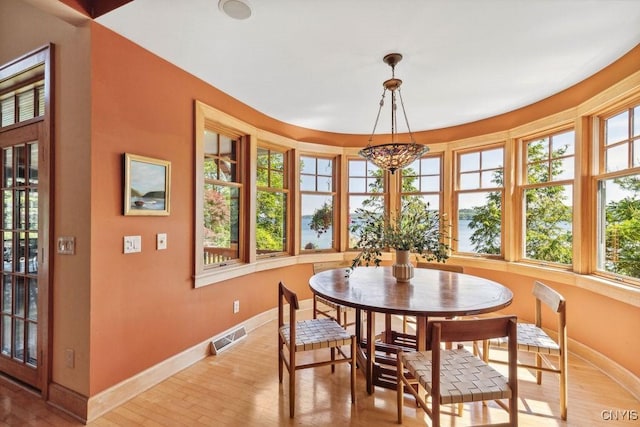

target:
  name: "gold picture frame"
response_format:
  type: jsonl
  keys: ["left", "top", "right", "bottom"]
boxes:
{"left": 123, "top": 153, "right": 171, "bottom": 216}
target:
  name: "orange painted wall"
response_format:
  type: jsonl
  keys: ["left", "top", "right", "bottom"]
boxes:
{"left": 89, "top": 23, "right": 315, "bottom": 394}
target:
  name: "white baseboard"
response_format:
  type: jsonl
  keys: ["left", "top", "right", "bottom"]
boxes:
{"left": 85, "top": 300, "right": 311, "bottom": 422}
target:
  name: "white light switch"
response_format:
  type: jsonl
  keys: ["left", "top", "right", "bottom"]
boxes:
{"left": 157, "top": 233, "right": 167, "bottom": 250}
{"left": 124, "top": 235, "right": 142, "bottom": 254}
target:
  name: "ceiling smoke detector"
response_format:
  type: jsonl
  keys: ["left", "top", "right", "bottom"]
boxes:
{"left": 218, "top": 0, "right": 252, "bottom": 20}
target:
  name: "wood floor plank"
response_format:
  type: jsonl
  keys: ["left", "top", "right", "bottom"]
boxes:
{"left": 0, "top": 311, "right": 637, "bottom": 425}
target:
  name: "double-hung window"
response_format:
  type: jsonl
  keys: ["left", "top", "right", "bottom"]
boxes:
{"left": 596, "top": 103, "right": 640, "bottom": 280}
{"left": 456, "top": 146, "right": 504, "bottom": 255}
{"left": 300, "top": 155, "right": 336, "bottom": 251}
{"left": 400, "top": 154, "right": 444, "bottom": 242}
{"left": 202, "top": 129, "right": 242, "bottom": 267}
{"left": 348, "top": 159, "right": 386, "bottom": 248}
{"left": 256, "top": 145, "right": 289, "bottom": 256}
{"left": 521, "top": 129, "right": 575, "bottom": 265}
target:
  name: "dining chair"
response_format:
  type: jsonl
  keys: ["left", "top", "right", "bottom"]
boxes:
{"left": 397, "top": 316, "right": 518, "bottom": 427}
{"left": 312, "top": 261, "right": 355, "bottom": 328}
{"left": 278, "top": 281, "right": 356, "bottom": 417}
{"left": 483, "top": 280, "right": 567, "bottom": 420}
{"left": 402, "top": 262, "right": 464, "bottom": 334}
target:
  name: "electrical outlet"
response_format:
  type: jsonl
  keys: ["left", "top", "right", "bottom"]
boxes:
{"left": 65, "top": 348, "right": 75, "bottom": 368}
{"left": 233, "top": 300, "right": 240, "bottom": 313}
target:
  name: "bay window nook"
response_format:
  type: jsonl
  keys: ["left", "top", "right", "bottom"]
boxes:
{"left": 3, "top": 0, "right": 640, "bottom": 423}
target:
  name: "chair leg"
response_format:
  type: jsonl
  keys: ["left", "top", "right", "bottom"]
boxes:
{"left": 289, "top": 351, "right": 295, "bottom": 418}
{"left": 351, "top": 337, "right": 356, "bottom": 404}
{"left": 432, "top": 396, "right": 441, "bottom": 427}
{"left": 278, "top": 337, "right": 283, "bottom": 383}
{"left": 510, "top": 391, "right": 517, "bottom": 426}
{"left": 560, "top": 351, "right": 568, "bottom": 420}
{"left": 536, "top": 353, "right": 543, "bottom": 384}
{"left": 397, "top": 353, "right": 404, "bottom": 424}
{"left": 331, "top": 347, "right": 335, "bottom": 373}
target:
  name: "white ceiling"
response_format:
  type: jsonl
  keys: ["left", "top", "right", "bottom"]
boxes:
{"left": 96, "top": 0, "right": 640, "bottom": 135}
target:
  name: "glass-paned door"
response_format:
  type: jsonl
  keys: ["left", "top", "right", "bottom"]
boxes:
{"left": 0, "top": 125, "right": 43, "bottom": 388}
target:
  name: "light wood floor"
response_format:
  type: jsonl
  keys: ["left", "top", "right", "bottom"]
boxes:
{"left": 2, "top": 311, "right": 639, "bottom": 426}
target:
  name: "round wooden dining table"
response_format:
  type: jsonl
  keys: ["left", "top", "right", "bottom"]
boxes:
{"left": 309, "top": 266, "right": 514, "bottom": 393}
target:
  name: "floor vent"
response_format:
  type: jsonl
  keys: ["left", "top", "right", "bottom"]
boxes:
{"left": 211, "top": 326, "right": 247, "bottom": 355}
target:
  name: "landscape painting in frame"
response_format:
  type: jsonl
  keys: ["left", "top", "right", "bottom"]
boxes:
{"left": 124, "top": 153, "right": 171, "bottom": 216}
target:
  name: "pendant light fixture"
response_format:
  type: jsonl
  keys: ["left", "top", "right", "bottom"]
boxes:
{"left": 359, "top": 53, "right": 429, "bottom": 174}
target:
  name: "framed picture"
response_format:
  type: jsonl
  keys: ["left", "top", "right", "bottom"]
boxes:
{"left": 123, "top": 153, "right": 171, "bottom": 216}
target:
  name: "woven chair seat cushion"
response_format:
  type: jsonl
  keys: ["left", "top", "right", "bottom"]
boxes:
{"left": 401, "top": 348, "right": 512, "bottom": 405}
{"left": 490, "top": 322, "right": 560, "bottom": 355}
{"left": 279, "top": 318, "right": 353, "bottom": 351}
{"left": 316, "top": 296, "right": 355, "bottom": 312}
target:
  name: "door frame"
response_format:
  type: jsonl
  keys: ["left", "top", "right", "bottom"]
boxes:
{"left": 0, "top": 44, "right": 53, "bottom": 397}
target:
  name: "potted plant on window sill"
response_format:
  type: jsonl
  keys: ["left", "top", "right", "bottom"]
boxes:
{"left": 348, "top": 202, "right": 450, "bottom": 283}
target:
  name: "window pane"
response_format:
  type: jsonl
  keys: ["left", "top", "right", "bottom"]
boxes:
{"left": 203, "top": 130, "right": 219, "bottom": 154}
{"left": 27, "top": 321, "right": 36, "bottom": 367}
{"left": 458, "top": 191, "right": 502, "bottom": 255}
{"left": 634, "top": 106, "right": 640, "bottom": 137}
{"left": 349, "top": 177, "right": 366, "bottom": 193}
{"left": 524, "top": 184, "right": 573, "bottom": 264}
{"left": 421, "top": 156, "right": 440, "bottom": 173}
{"left": 634, "top": 139, "right": 640, "bottom": 168}
{"left": 17, "top": 91, "right": 34, "bottom": 122}
{"left": 401, "top": 171, "right": 420, "bottom": 192}
{"left": 271, "top": 171, "right": 284, "bottom": 189}
{"left": 348, "top": 159, "right": 365, "bottom": 176}
{"left": 420, "top": 176, "right": 440, "bottom": 192}
{"left": 606, "top": 143, "right": 629, "bottom": 172}
{"left": 203, "top": 184, "right": 239, "bottom": 265}
{"left": 480, "top": 171, "right": 499, "bottom": 188}
{"left": 203, "top": 157, "right": 218, "bottom": 180}
{"left": 552, "top": 157, "right": 574, "bottom": 181}
{"left": 28, "top": 143, "right": 38, "bottom": 185}
{"left": 460, "top": 172, "right": 479, "bottom": 190}
{"left": 317, "top": 158, "right": 332, "bottom": 175}
{"left": 348, "top": 195, "right": 383, "bottom": 249}
{"left": 256, "top": 191, "right": 286, "bottom": 254}
{"left": 37, "top": 86, "right": 44, "bottom": 117}
{"left": 219, "top": 135, "right": 234, "bottom": 158}
{"left": 1, "top": 98, "right": 14, "bottom": 127}
{"left": 299, "top": 175, "right": 315, "bottom": 191}
{"left": 528, "top": 138, "right": 549, "bottom": 158}
{"left": 459, "top": 152, "right": 479, "bottom": 172}
{"left": 552, "top": 131, "right": 575, "bottom": 156}
{"left": 598, "top": 175, "right": 640, "bottom": 279}
{"left": 606, "top": 110, "right": 629, "bottom": 145}
{"left": 301, "top": 194, "right": 333, "bottom": 250}
{"left": 316, "top": 176, "right": 332, "bottom": 192}
{"left": 482, "top": 148, "right": 503, "bottom": 169}
{"left": 300, "top": 156, "right": 316, "bottom": 174}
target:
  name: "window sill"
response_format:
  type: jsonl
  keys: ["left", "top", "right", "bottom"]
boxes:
{"left": 194, "top": 252, "right": 350, "bottom": 288}
{"left": 194, "top": 252, "right": 640, "bottom": 309}
{"left": 455, "top": 255, "right": 640, "bottom": 308}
